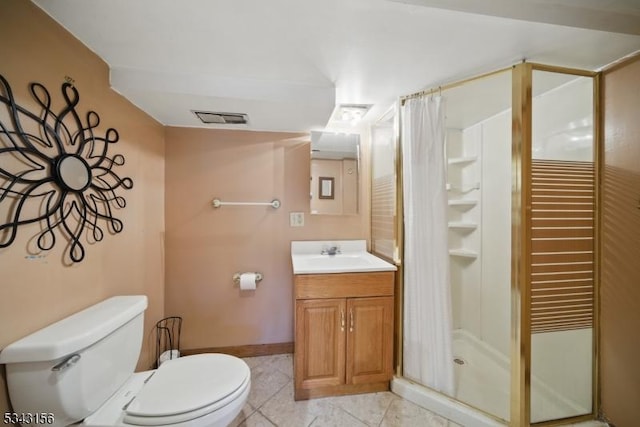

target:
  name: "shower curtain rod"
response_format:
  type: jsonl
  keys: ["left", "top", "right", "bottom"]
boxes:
{"left": 400, "top": 61, "right": 598, "bottom": 105}
{"left": 400, "top": 66, "right": 512, "bottom": 105}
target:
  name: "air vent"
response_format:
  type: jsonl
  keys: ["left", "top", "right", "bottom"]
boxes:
{"left": 193, "top": 111, "right": 249, "bottom": 125}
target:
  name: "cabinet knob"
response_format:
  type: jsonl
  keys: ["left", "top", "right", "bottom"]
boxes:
{"left": 340, "top": 309, "right": 345, "bottom": 332}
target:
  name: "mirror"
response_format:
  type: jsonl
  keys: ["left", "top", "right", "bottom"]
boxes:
{"left": 310, "top": 131, "right": 360, "bottom": 215}
{"left": 56, "top": 155, "right": 92, "bottom": 192}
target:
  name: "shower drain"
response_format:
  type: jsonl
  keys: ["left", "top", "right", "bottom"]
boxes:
{"left": 453, "top": 357, "right": 466, "bottom": 365}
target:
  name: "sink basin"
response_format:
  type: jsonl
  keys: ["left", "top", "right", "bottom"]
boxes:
{"left": 291, "top": 240, "right": 397, "bottom": 274}
{"left": 298, "top": 254, "right": 374, "bottom": 268}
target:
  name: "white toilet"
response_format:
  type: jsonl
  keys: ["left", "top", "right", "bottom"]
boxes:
{"left": 0, "top": 296, "right": 250, "bottom": 427}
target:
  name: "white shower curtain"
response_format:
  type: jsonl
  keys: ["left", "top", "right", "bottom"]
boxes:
{"left": 402, "top": 96, "right": 455, "bottom": 396}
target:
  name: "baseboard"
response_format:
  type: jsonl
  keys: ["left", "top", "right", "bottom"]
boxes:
{"left": 182, "top": 342, "right": 293, "bottom": 358}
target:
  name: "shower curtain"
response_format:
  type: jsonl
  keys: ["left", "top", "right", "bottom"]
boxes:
{"left": 401, "top": 96, "right": 455, "bottom": 396}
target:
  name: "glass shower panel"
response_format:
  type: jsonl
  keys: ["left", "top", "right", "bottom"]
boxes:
{"left": 444, "top": 70, "right": 512, "bottom": 422}
{"left": 371, "top": 108, "right": 398, "bottom": 261}
{"left": 530, "top": 70, "right": 594, "bottom": 423}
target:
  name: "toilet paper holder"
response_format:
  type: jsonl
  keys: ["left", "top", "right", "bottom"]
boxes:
{"left": 233, "top": 272, "right": 263, "bottom": 285}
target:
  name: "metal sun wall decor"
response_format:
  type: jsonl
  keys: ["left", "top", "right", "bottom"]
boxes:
{"left": 0, "top": 74, "right": 133, "bottom": 263}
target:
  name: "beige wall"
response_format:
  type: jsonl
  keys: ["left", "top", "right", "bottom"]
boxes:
{"left": 0, "top": 1, "right": 165, "bottom": 412}
{"left": 165, "top": 127, "right": 370, "bottom": 350}
{"left": 601, "top": 55, "right": 640, "bottom": 426}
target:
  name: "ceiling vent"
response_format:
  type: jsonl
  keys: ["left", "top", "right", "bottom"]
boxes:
{"left": 193, "top": 111, "right": 249, "bottom": 125}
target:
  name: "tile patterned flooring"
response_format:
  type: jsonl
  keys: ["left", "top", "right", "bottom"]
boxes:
{"left": 228, "top": 354, "right": 606, "bottom": 427}
{"left": 229, "top": 353, "right": 454, "bottom": 427}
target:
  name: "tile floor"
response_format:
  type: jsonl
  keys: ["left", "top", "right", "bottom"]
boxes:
{"left": 228, "top": 354, "right": 608, "bottom": 427}
{"left": 229, "top": 353, "right": 454, "bottom": 427}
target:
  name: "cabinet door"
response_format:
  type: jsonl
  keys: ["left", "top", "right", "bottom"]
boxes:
{"left": 295, "top": 298, "right": 346, "bottom": 390}
{"left": 346, "top": 296, "right": 394, "bottom": 385}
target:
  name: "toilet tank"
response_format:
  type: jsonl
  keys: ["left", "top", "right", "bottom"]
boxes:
{"left": 0, "top": 296, "right": 148, "bottom": 427}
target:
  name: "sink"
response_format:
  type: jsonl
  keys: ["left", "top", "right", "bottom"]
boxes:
{"left": 291, "top": 240, "right": 397, "bottom": 274}
{"left": 297, "top": 254, "right": 374, "bottom": 268}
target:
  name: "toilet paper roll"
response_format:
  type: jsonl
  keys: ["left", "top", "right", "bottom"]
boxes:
{"left": 239, "top": 272, "right": 257, "bottom": 290}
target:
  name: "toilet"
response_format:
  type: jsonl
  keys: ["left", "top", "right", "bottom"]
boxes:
{"left": 0, "top": 296, "right": 250, "bottom": 427}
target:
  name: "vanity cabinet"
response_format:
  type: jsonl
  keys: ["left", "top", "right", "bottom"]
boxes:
{"left": 293, "top": 271, "right": 394, "bottom": 400}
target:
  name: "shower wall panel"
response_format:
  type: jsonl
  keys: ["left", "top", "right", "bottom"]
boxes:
{"left": 447, "top": 127, "right": 482, "bottom": 334}
{"left": 480, "top": 111, "right": 512, "bottom": 358}
{"left": 449, "top": 110, "right": 512, "bottom": 358}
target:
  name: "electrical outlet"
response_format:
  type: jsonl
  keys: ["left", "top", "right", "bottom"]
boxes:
{"left": 290, "top": 212, "right": 304, "bottom": 227}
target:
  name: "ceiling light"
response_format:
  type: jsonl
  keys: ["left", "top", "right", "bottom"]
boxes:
{"left": 332, "top": 104, "right": 372, "bottom": 123}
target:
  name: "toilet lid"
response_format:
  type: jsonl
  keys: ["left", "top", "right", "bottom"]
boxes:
{"left": 125, "top": 353, "right": 250, "bottom": 418}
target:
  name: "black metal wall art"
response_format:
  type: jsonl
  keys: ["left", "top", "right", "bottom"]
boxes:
{"left": 0, "top": 74, "right": 133, "bottom": 262}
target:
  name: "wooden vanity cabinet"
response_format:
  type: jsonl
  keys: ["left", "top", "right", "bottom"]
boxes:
{"left": 293, "top": 271, "right": 394, "bottom": 400}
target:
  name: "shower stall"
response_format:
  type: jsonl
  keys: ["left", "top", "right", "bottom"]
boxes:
{"left": 370, "top": 63, "right": 597, "bottom": 426}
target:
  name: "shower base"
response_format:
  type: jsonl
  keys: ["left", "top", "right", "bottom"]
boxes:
{"left": 392, "top": 329, "right": 589, "bottom": 425}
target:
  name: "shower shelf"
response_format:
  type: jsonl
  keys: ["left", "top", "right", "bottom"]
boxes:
{"left": 448, "top": 249, "right": 478, "bottom": 259}
{"left": 448, "top": 222, "right": 478, "bottom": 230}
{"left": 446, "top": 182, "right": 480, "bottom": 192}
{"left": 447, "top": 156, "right": 477, "bottom": 165}
{"left": 448, "top": 199, "right": 478, "bottom": 209}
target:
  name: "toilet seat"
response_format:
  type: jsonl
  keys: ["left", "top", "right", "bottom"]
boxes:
{"left": 123, "top": 354, "right": 250, "bottom": 426}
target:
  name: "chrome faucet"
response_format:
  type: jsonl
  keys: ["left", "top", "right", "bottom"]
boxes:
{"left": 321, "top": 245, "right": 341, "bottom": 256}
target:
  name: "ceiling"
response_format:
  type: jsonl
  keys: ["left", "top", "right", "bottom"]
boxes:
{"left": 33, "top": 0, "right": 640, "bottom": 133}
